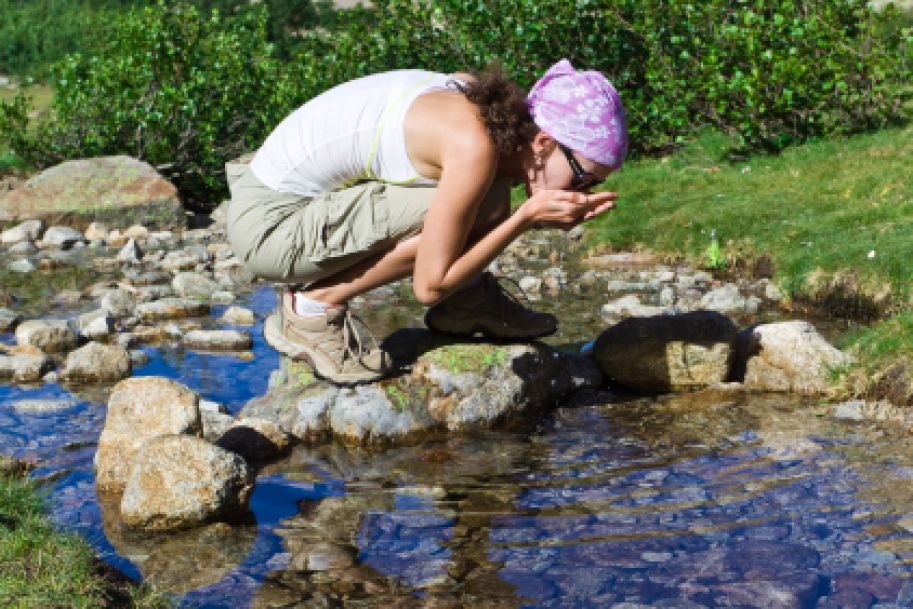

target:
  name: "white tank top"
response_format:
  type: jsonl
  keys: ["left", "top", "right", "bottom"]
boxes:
{"left": 250, "top": 69, "right": 458, "bottom": 195}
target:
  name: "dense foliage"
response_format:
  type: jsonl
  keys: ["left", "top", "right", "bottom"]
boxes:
{"left": 1, "top": 0, "right": 911, "bottom": 206}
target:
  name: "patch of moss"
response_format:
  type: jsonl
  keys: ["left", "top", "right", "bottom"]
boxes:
{"left": 380, "top": 378, "right": 429, "bottom": 412}
{"left": 285, "top": 363, "right": 316, "bottom": 390}
{"left": 425, "top": 343, "right": 508, "bottom": 375}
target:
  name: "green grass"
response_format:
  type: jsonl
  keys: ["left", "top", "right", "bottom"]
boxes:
{"left": 0, "top": 474, "right": 173, "bottom": 608}
{"left": 586, "top": 124, "right": 913, "bottom": 396}
{"left": 589, "top": 125, "right": 913, "bottom": 309}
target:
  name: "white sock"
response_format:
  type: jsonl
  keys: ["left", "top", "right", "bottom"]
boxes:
{"left": 293, "top": 293, "right": 331, "bottom": 317}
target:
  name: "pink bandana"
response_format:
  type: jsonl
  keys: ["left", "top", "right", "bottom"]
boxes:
{"left": 527, "top": 59, "right": 628, "bottom": 170}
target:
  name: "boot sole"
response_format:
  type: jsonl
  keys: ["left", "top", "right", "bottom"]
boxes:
{"left": 263, "top": 314, "right": 385, "bottom": 384}
{"left": 424, "top": 315, "right": 557, "bottom": 340}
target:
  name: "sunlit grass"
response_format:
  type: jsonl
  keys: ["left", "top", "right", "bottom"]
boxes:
{"left": 0, "top": 474, "right": 174, "bottom": 608}
{"left": 589, "top": 124, "right": 913, "bottom": 307}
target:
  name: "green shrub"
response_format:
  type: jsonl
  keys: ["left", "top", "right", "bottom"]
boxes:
{"left": 300, "top": 0, "right": 912, "bottom": 153}
{"left": 1, "top": 1, "right": 290, "bottom": 206}
{"left": 1, "top": 0, "right": 910, "bottom": 206}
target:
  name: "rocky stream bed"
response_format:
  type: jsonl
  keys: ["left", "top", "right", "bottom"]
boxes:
{"left": 3, "top": 188, "right": 913, "bottom": 606}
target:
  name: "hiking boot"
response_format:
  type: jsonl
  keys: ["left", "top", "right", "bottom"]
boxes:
{"left": 264, "top": 288, "right": 390, "bottom": 384}
{"left": 424, "top": 272, "right": 557, "bottom": 340}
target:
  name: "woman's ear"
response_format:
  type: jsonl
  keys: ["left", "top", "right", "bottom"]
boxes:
{"left": 531, "top": 130, "right": 557, "bottom": 157}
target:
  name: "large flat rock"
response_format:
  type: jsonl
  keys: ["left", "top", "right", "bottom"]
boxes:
{"left": 0, "top": 156, "right": 184, "bottom": 230}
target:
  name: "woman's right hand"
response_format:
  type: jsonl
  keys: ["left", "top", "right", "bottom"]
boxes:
{"left": 520, "top": 189, "right": 618, "bottom": 230}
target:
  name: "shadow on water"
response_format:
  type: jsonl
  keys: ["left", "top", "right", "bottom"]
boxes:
{"left": 5, "top": 280, "right": 913, "bottom": 606}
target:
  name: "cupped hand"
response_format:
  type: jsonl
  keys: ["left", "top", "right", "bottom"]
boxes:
{"left": 521, "top": 189, "right": 617, "bottom": 230}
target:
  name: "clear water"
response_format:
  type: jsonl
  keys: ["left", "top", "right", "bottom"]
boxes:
{"left": 3, "top": 283, "right": 913, "bottom": 607}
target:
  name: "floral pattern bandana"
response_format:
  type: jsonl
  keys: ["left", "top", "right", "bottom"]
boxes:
{"left": 527, "top": 59, "right": 628, "bottom": 170}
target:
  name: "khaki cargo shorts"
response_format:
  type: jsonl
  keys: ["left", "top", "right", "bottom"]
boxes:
{"left": 225, "top": 162, "right": 509, "bottom": 286}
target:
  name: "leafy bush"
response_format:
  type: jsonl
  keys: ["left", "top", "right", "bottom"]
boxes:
{"left": 296, "top": 0, "right": 913, "bottom": 153}
{"left": 1, "top": 1, "right": 289, "bottom": 205}
{"left": 1, "top": 0, "right": 911, "bottom": 207}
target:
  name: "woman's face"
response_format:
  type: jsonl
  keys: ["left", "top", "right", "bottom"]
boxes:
{"left": 525, "top": 132, "right": 613, "bottom": 196}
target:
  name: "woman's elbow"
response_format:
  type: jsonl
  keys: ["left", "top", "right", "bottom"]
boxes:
{"left": 412, "top": 280, "right": 444, "bottom": 306}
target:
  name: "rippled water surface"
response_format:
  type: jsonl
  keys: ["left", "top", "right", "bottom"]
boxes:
{"left": 4, "top": 284, "right": 913, "bottom": 608}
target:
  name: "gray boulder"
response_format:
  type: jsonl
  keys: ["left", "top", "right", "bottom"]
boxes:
{"left": 100, "top": 288, "right": 137, "bottom": 318}
{"left": 216, "top": 417, "right": 292, "bottom": 463}
{"left": 77, "top": 309, "right": 115, "bottom": 339}
{"left": 732, "top": 321, "right": 852, "bottom": 395}
{"left": 240, "top": 329, "right": 604, "bottom": 445}
{"left": 593, "top": 310, "right": 738, "bottom": 392}
{"left": 60, "top": 342, "right": 131, "bottom": 384}
{"left": 95, "top": 376, "right": 202, "bottom": 491}
{"left": 120, "top": 435, "right": 253, "bottom": 531}
{"left": 15, "top": 319, "right": 79, "bottom": 352}
{"left": 0, "top": 156, "right": 184, "bottom": 230}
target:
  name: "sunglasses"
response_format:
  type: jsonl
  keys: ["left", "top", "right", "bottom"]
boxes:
{"left": 558, "top": 143, "right": 602, "bottom": 191}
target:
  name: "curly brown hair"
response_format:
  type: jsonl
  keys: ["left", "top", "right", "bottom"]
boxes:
{"left": 453, "top": 64, "right": 538, "bottom": 156}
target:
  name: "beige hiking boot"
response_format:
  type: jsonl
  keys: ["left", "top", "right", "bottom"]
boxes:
{"left": 264, "top": 288, "right": 391, "bottom": 384}
{"left": 424, "top": 272, "right": 557, "bottom": 340}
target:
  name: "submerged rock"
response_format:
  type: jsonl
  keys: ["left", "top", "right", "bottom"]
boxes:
{"left": 733, "top": 321, "right": 852, "bottom": 395}
{"left": 240, "top": 329, "right": 603, "bottom": 445}
{"left": 593, "top": 310, "right": 738, "bottom": 392}
{"left": 95, "top": 376, "right": 202, "bottom": 492}
{"left": 120, "top": 434, "right": 253, "bottom": 531}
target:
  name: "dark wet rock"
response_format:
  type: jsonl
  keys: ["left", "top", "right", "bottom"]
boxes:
{"left": 120, "top": 434, "right": 253, "bottom": 531}
{"left": 60, "top": 342, "right": 131, "bottom": 384}
{"left": 1, "top": 219, "right": 44, "bottom": 245}
{"left": 95, "top": 376, "right": 202, "bottom": 492}
{"left": 172, "top": 271, "right": 220, "bottom": 299}
{"left": 216, "top": 417, "right": 292, "bottom": 463}
{"left": 15, "top": 319, "right": 78, "bottom": 352}
{"left": 593, "top": 310, "right": 738, "bottom": 392}
{"left": 831, "top": 570, "right": 904, "bottom": 602}
{"left": 39, "top": 226, "right": 85, "bottom": 249}
{"left": 732, "top": 321, "right": 852, "bottom": 394}
{"left": 0, "top": 454, "right": 35, "bottom": 477}
{"left": 219, "top": 305, "right": 255, "bottom": 325}
{"left": 77, "top": 309, "right": 115, "bottom": 339}
{"left": 0, "top": 308, "right": 21, "bottom": 332}
{"left": 182, "top": 329, "right": 251, "bottom": 351}
{"left": 0, "top": 156, "right": 184, "bottom": 230}
{"left": 135, "top": 297, "right": 209, "bottom": 321}
{"left": 0, "top": 351, "right": 53, "bottom": 383}
{"left": 242, "top": 330, "right": 603, "bottom": 444}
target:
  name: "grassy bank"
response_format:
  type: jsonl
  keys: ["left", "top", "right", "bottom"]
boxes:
{"left": 0, "top": 470, "right": 172, "bottom": 608}
{"left": 588, "top": 124, "right": 913, "bottom": 400}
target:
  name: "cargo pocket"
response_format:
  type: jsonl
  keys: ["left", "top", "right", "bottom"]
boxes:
{"left": 308, "top": 182, "right": 390, "bottom": 262}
